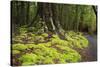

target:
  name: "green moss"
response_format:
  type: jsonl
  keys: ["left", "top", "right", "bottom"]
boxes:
{"left": 33, "top": 43, "right": 81, "bottom": 64}
{"left": 73, "top": 35, "right": 89, "bottom": 49}
{"left": 52, "top": 35, "right": 60, "bottom": 39}
{"left": 12, "top": 44, "right": 27, "bottom": 51}
{"left": 12, "top": 33, "right": 36, "bottom": 44}
{"left": 65, "top": 32, "right": 89, "bottom": 49}
{"left": 33, "top": 36, "right": 45, "bottom": 43}
{"left": 43, "top": 42, "right": 52, "bottom": 47}
{"left": 19, "top": 53, "right": 38, "bottom": 65}
{"left": 12, "top": 36, "right": 23, "bottom": 44}
{"left": 26, "top": 44, "right": 36, "bottom": 49}
{"left": 12, "top": 31, "right": 89, "bottom": 65}
{"left": 61, "top": 53, "right": 81, "bottom": 63}
{"left": 54, "top": 45, "right": 81, "bottom": 62}
{"left": 51, "top": 38, "right": 69, "bottom": 47}
{"left": 78, "top": 35, "right": 89, "bottom": 48}
{"left": 43, "top": 56, "right": 54, "bottom": 64}
{"left": 12, "top": 50, "right": 21, "bottom": 55}
{"left": 41, "top": 33, "right": 48, "bottom": 37}
{"left": 66, "top": 31, "right": 77, "bottom": 37}
{"left": 22, "top": 62, "right": 34, "bottom": 66}
{"left": 34, "top": 49, "right": 44, "bottom": 56}
{"left": 69, "top": 39, "right": 83, "bottom": 49}
{"left": 19, "top": 27, "right": 27, "bottom": 34}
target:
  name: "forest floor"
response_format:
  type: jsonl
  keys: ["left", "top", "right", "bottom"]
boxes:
{"left": 12, "top": 32, "right": 97, "bottom": 65}
{"left": 80, "top": 34, "right": 97, "bottom": 62}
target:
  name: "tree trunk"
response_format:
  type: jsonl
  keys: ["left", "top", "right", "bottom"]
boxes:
{"left": 26, "top": 2, "right": 30, "bottom": 24}
{"left": 37, "top": 3, "right": 66, "bottom": 39}
{"left": 38, "top": 3, "right": 55, "bottom": 32}
{"left": 51, "top": 4, "right": 66, "bottom": 39}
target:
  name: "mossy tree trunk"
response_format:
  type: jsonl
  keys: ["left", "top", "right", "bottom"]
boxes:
{"left": 36, "top": 3, "right": 66, "bottom": 39}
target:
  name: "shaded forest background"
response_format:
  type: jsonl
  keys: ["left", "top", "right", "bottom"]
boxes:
{"left": 11, "top": 1, "right": 97, "bottom": 37}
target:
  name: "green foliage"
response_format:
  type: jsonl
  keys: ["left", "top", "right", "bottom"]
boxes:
{"left": 81, "top": 6, "right": 96, "bottom": 33}
{"left": 12, "top": 44, "right": 27, "bottom": 51}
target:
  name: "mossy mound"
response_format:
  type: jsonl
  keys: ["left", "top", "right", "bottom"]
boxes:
{"left": 12, "top": 43, "right": 81, "bottom": 65}
{"left": 12, "top": 31, "right": 89, "bottom": 65}
{"left": 12, "top": 44, "right": 28, "bottom": 51}
{"left": 65, "top": 31, "right": 88, "bottom": 49}
{"left": 12, "top": 50, "right": 21, "bottom": 55}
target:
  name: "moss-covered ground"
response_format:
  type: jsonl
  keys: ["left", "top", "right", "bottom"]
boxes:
{"left": 12, "top": 31, "right": 89, "bottom": 66}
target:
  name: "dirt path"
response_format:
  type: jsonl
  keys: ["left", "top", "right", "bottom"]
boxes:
{"left": 80, "top": 34, "right": 97, "bottom": 62}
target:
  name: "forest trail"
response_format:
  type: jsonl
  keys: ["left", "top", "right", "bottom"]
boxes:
{"left": 81, "top": 34, "right": 97, "bottom": 62}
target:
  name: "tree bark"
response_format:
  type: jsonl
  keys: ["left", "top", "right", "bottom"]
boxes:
{"left": 26, "top": 2, "right": 30, "bottom": 24}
